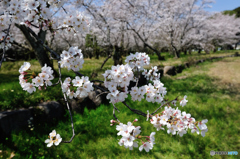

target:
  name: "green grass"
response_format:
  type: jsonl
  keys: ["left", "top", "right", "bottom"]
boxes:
{"left": 0, "top": 50, "right": 236, "bottom": 110}
{"left": 0, "top": 57, "right": 114, "bottom": 110}
{"left": 1, "top": 72, "right": 239, "bottom": 158}
{"left": 0, "top": 51, "right": 239, "bottom": 158}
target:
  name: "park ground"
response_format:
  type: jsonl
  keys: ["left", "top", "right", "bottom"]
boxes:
{"left": 0, "top": 51, "right": 239, "bottom": 158}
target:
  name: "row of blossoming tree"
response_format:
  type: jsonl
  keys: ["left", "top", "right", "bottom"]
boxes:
{"left": 74, "top": 0, "right": 240, "bottom": 59}
{"left": 2, "top": 0, "right": 240, "bottom": 63}
{"left": 1, "top": 0, "right": 210, "bottom": 152}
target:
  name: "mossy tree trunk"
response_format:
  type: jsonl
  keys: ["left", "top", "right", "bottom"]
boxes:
{"left": 15, "top": 24, "right": 58, "bottom": 76}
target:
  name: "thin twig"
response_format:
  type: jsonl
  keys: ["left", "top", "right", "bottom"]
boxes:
{"left": 112, "top": 104, "right": 120, "bottom": 122}
{"left": 61, "top": 6, "right": 68, "bottom": 14}
{"left": 0, "top": 24, "right": 11, "bottom": 69}
{"left": 113, "top": 104, "right": 120, "bottom": 113}
{"left": 150, "top": 96, "right": 179, "bottom": 116}
{"left": 93, "top": 84, "right": 108, "bottom": 92}
{"left": 73, "top": 71, "right": 84, "bottom": 77}
{"left": 51, "top": 4, "right": 68, "bottom": 17}
{"left": 135, "top": 68, "right": 140, "bottom": 87}
{"left": 96, "top": 91, "right": 109, "bottom": 98}
{"left": 57, "top": 63, "right": 75, "bottom": 143}
{"left": 51, "top": 79, "right": 60, "bottom": 86}
{"left": 122, "top": 101, "right": 147, "bottom": 117}
{"left": 90, "top": 80, "right": 104, "bottom": 83}
{"left": 113, "top": 108, "right": 120, "bottom": 122}
{"left": 100, "top": 53, "right": 112, "bottom": 69}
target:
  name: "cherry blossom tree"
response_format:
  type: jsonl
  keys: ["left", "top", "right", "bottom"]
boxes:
{"left": 100, "top": 0, "right": 166, "bottom": 60}
{"left": 0, "top": 0, "right": 210, "bottom": 153}
{"left": 80, "top": 0, "right": 215, "bottom": 59}
{"left": 151, "top": 0, "right": 215, "bottom": 58}
{"left": 197, "top": 13, "right": 240, "bottom": 52}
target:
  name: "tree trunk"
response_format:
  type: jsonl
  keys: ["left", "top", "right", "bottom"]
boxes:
{"left": 188, "top": 49, "right": 192, "bottom": 55}
{"left": 93, "top": 35, "right": 99, "bottom": 59}
{"left": 89, "top": 51, "right": 93, "bottom": 59}
{"left": 184, "top": 48, "right": 187, "bottom": 55}
{"left": 213, "top": 47, "right": 217, "bottom": 53}
{"left": 171, "top": 45, "right": 180, "bottom": 58}
{"left": 113, "top": 45, "right": 122, "bottom": 65}
{"left": 175, "top": 50, "right": 180, "bottom": 58}
{"left": 143, "top": 43, "right": 148, "bottom": 53}
{"left": 155, "top": 50, "right": 165, "bottom": 60}
{"left": 15, "top": 24, "right": 58, "bottom": 77}
{"left": 198, "top": 49, "right": 201, "bottom": 54}
{"left": 107, "top": 27, "right": 111, "bottom": 56}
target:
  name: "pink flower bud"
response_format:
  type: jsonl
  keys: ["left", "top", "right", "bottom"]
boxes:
{"left": 133, "top": 119, "right": 138, "bottom": 122}
{"left": 21, "top": 72, "right": 28, "bottom": 75}
{"left": 110, "top": 119, "right": 116, "bottom": 123}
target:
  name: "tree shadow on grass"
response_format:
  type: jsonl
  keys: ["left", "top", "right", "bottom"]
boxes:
{"left": 0, "top": 111, "right": 72, "bottom": 158}
{"left": 0, "top": 73, "right": 20, "bottom": 84}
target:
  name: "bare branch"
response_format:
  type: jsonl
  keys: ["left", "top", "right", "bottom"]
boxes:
{"left": 135, "top": 68, "right": 140, "bottom": 87}
{"left": 100, "top": 53, "right": 112, "bottom": 69}
{"left": 57, "top": 63, "right": 75, "bottom": 143}
{"left": 96, "top": 91, "right": 109, "bottom": 98}
{"left": 151, "top": 96, "right": 179, "bottom": 116}
{"left": 112, "top": 104, "right": 120, "bottom": 122}
{"left": 0, "top": 24, "right": 11, "bottom": 69}
{"left": 122, "top": 101, "right": 147, "bottom": 117}
{"left": 90, "top": 80, "right": 104, "bottom": 83}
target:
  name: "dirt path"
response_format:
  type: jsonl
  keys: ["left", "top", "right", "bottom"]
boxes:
{"left": 207, "top": 57, "right": 240, "bottom": 100}
{"left": 174, "top": 57, "right": 240, "bottom": 100}
{"left": 207, "top": 58, "right": 240, "bottom": 85}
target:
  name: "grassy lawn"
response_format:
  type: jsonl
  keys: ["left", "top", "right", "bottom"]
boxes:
{"left": 0, "top": 51, "right": 239, "bottom": 158}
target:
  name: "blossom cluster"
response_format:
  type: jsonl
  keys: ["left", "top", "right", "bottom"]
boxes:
{"left": 111, "top": 119, "right": 156, "bottom": 152}
{"left": 1, "top": 0, "right": 62, "bottom": 30}
{"left": 130, "top": 79, "right": 167, "bottom": 104}
{"left": 60, "top": 11, "right": 90, "bottom": 33}
{"left": 19, "top": 62, "right": 54, "bottom": 93}
{"left": 59, "top": 46, "right": 84, "bottom": 72}
{"left": 150, "top": 106, "right": 208, "bottom": 137}
{"left": 61, "top": 76, "right": 93, "bottom": 99}
{"left": 142, "top": 66, "right": 161, "bottom": 81}
{"left": 0, "top": 0, "right": 89, "bottom": 35}
{"left": 125, "top": 52, "right": 150, "bottom": 71}
{"left": 45, "top": 130, "right": 62, "bottom": 147}
{"left": 103, "top": 52, "right": 168, "bottom": 105}
{"left": 103, "top": 64, "right": 133, "bottom": 104}
{"left": 0, "top": 32, "right": 14, "bottom": 50}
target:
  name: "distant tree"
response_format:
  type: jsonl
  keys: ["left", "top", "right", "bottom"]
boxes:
{"left": 224, "top": 6, "right": 240, "bottom": 18}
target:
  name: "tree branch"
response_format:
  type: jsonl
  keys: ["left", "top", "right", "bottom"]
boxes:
{"left": 57, "top": 62, "right": 75, "bottom": 143}
{"left": 100, "top": 53, "right": 112, "bottom": 69}
{"left": 151, "top": 96, "right": 179, "bottom": 116}
{"left": 0, "top": 24, "right": 11, "bottom": 69}
{"left": 122, "top": 101, "right": 147, "bottom": 117}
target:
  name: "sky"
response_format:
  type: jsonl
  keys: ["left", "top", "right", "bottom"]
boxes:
{"left": 205, "top": 0, "right": 240, "bottom": 12}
